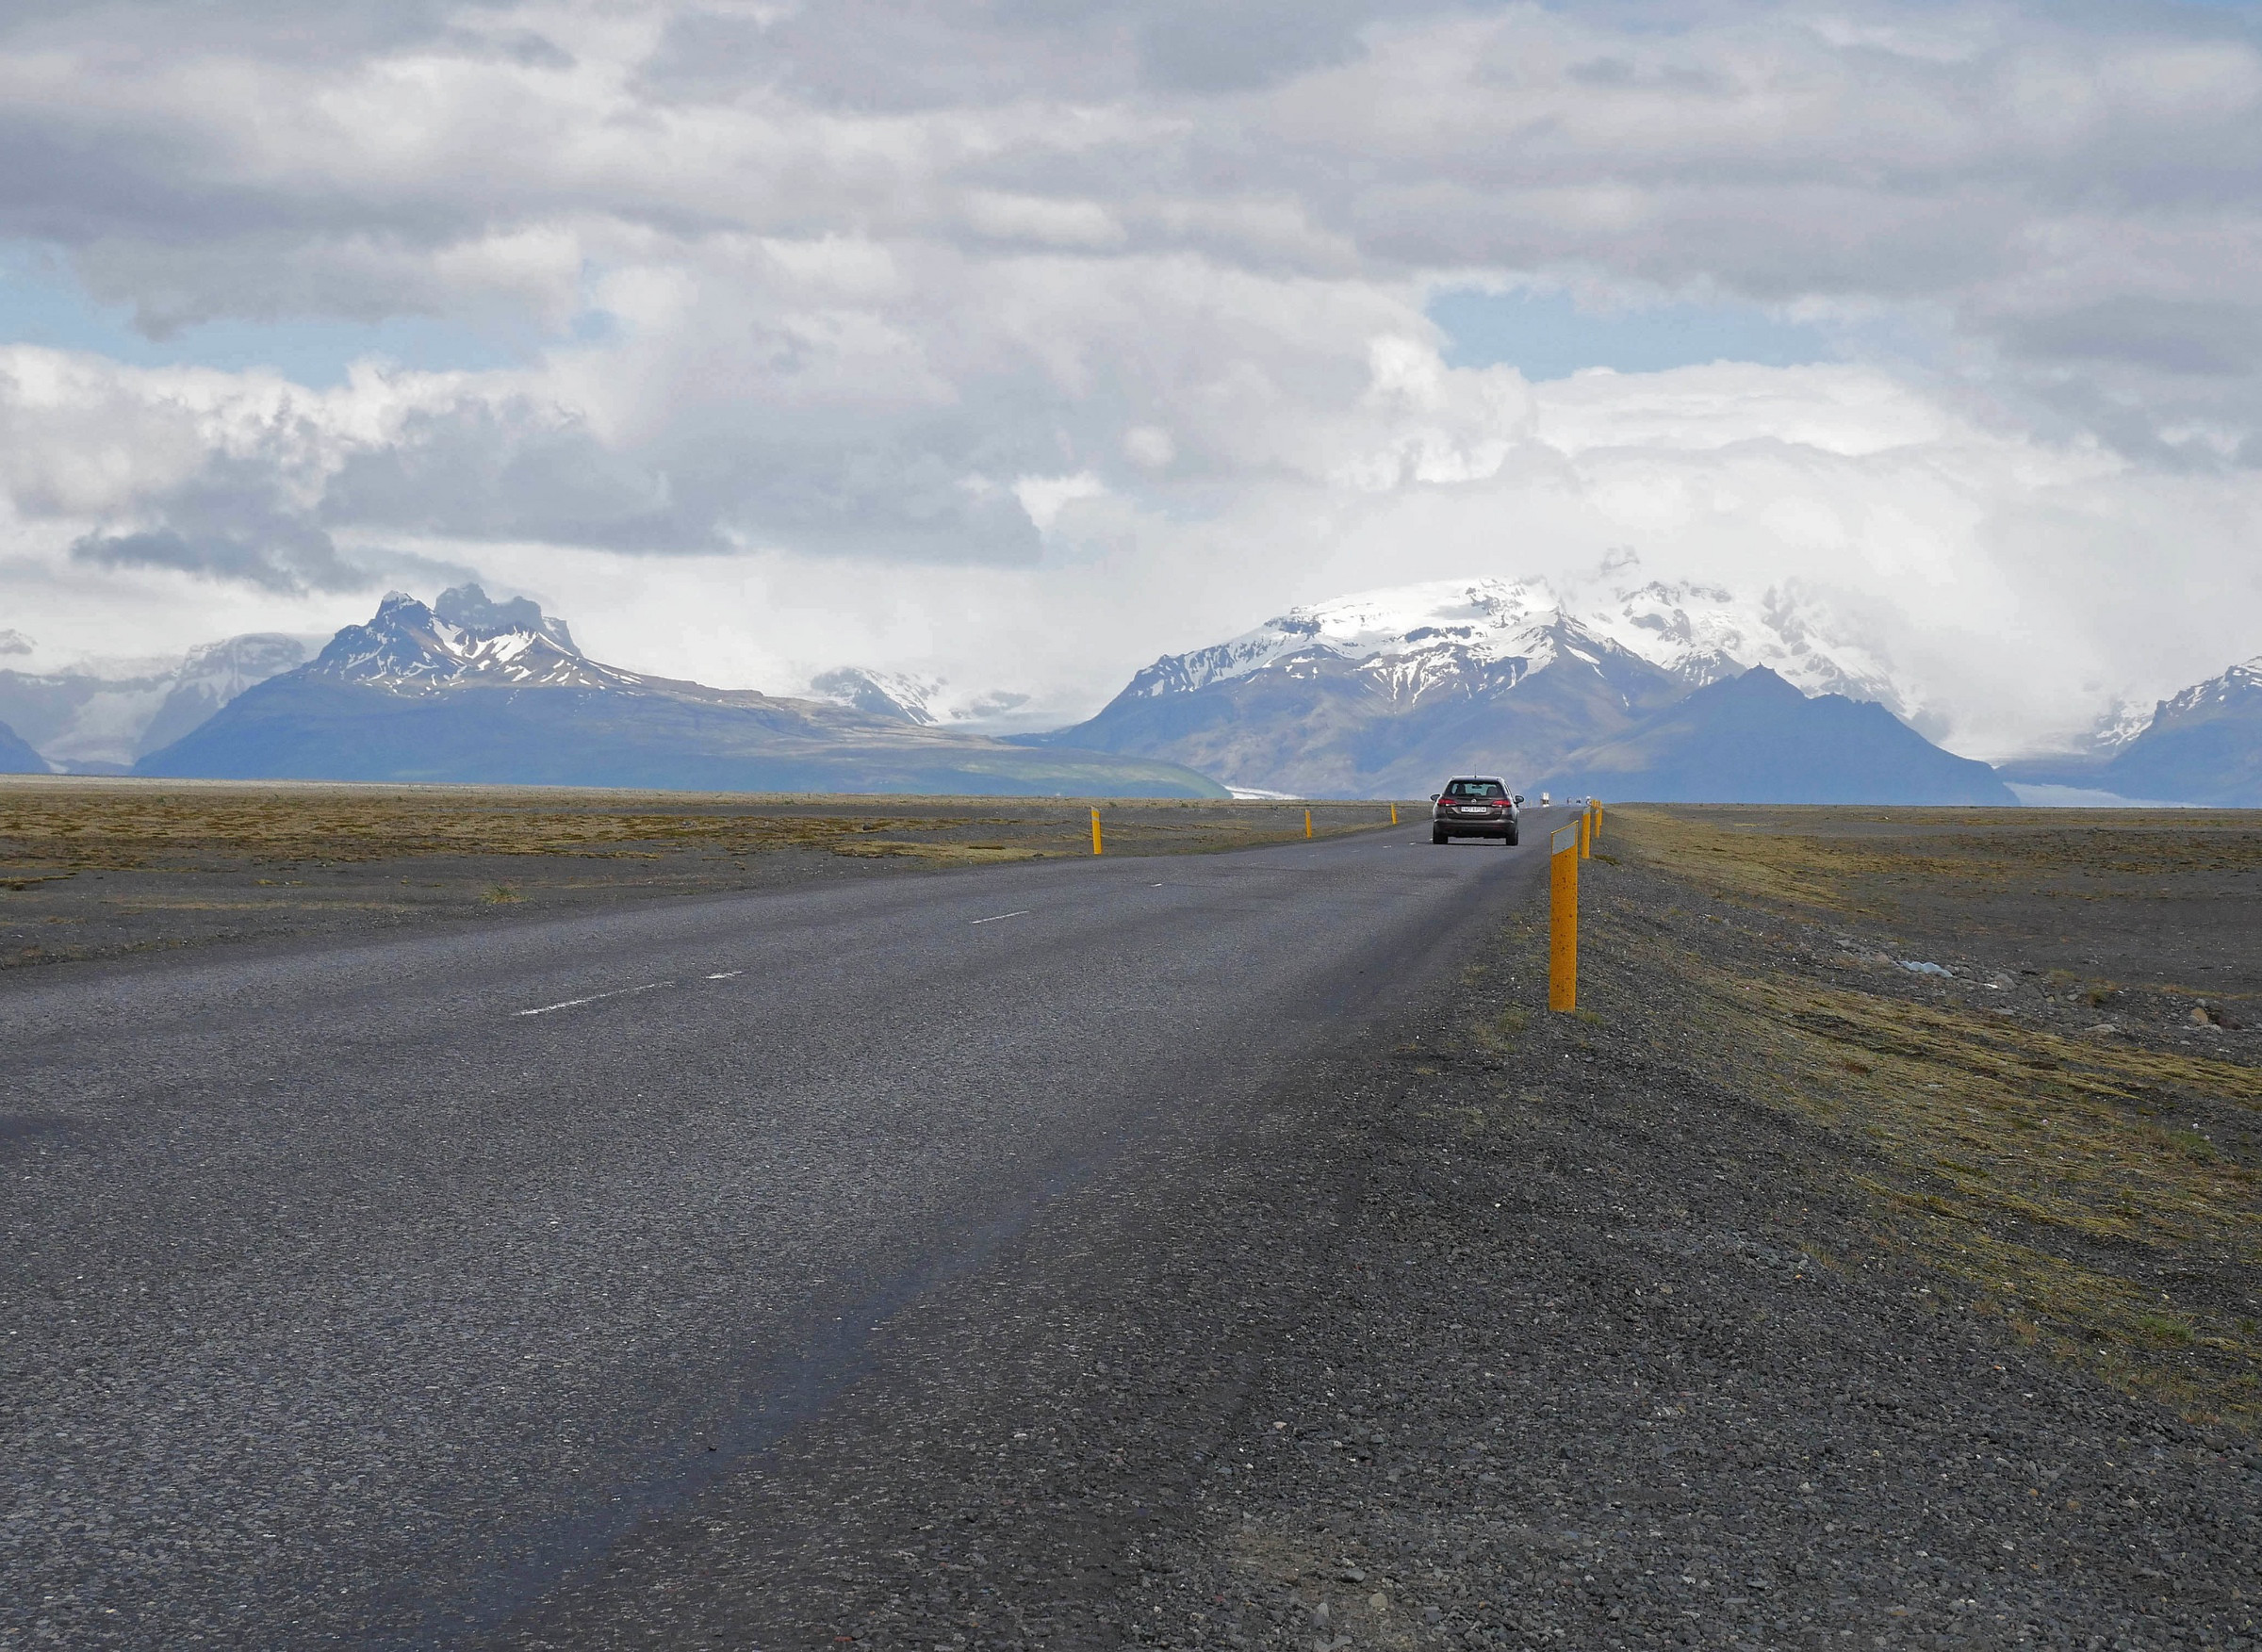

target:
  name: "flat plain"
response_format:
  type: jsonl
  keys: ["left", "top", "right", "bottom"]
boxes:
{"left": 0, "top": 776, "right": 1400, "bottom": 971}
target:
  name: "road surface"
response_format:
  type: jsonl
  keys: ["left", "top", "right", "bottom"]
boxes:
{"left": 1, "top": 816, "right": 1558, "bottom": 1646}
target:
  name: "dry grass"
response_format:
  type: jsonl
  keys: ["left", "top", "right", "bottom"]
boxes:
{"left": 1614, "top": 803, "right": 2262, "bottom": 914}
{"left": 829, "top": 841, "right": 1049, "bottom": 864}
{"left": 1598, "top": 805, "right": 2262, "bottom": 1434}
{"left": 0, "top": 777, "right": 1401, "bottom": 871}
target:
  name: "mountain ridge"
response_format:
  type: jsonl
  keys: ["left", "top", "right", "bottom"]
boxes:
{"left": 1541, "top": 666, "right": 2016, "bottom": 805}
{"left": 138, "top": 587, "right": 1231, "bottom": 798}
{"left": 0, "top": 633, "right": 309, "bottom": 771}
{"left": 1024, "top": 573, "right": 1926, "bottom": 798}
{"left": 0, "top": 717, "right": 48, "bottom": 774}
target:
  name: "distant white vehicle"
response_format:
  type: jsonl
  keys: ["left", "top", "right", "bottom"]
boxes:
{"left": 1539, "top": 792, "right": 1550, "bottom": 807}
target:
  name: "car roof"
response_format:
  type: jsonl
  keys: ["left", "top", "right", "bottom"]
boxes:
{"left": 1446, "top": 776, "right": 1509, "bottom": 785}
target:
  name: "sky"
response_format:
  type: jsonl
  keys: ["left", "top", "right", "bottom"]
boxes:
{"left": 2, "top": 0, "right": 2260, "bottom": 759}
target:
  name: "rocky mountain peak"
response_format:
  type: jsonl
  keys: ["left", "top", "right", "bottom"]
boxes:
{"left": 314, "top": 590, "right": 627, "bottom": 694}
{"left": 432, "top": 583, "right": 579, "bottom": 654}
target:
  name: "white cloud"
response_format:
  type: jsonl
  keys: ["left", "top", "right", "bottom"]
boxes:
{"left": 0, "top": 0, "right": 2259, "bottom": 759}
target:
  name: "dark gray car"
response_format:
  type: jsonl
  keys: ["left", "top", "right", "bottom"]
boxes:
{"left": 1430, "top": 776, "right": 1521, "bottom": 843}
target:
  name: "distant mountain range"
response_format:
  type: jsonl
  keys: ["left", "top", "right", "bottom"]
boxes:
{"left": 1019, "top": 575, "right": 1978, "bottom": 800}
{"left": 0, "top": 632, "right": 309, "bottom": 772}
{"left": 2000, "top": 653, "right": 2262, "bottom": 807}
{"left": 806, "top": 667, "right": 1033, "bottom": 728}
{"left": 135, "top": 586, "right": 1229, "bottom": 797}
{"left": 7, "top": 570, "right": 2257, "bottom": 807}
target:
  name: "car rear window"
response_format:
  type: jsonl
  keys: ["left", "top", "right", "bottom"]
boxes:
{"left": 1447, "top": 780, "right": 1505, "bottom": 798}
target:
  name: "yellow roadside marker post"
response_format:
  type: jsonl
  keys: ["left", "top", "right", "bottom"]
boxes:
{"left": 1549, "top": 821, "right": 1581, "bottom": 1011}
{"left": 1592, "top": 800, "right": 1604, "bottom": 845}
{"left": 1389, "top": 802, "right": 1399, "bottom": 826}
{"left": 1305, "top": 808, "right": 1314, "bottom": 839}
{"left": 1090, "top": 808, "right": 1103, "bottom": 855}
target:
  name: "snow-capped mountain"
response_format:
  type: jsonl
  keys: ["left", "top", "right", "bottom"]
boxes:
{"left": 2074, "top": 651, "right": 2262, "bottom": 805}
{"left": 1029, "top": 579, "right": 1688, "bottom": 797}
{"left": 809, "top": 667, "right": 946, "bottom": 726}
{"left": 808, "top": 667, "right": 1032, "bottom": 728}
{"left": 2151, "top": 654, "right": 2262, "bottom": 728}
{"left": 1115, "top": 579, "right": 1569, "bottom": 705}
{"left": 0, "top": 632, "right": 310, "bottom": 771}
{"left": 136, "top": 634, "right": 314, "bottom": 757}
{"left": 1111, "top": 572, "right": 1913, "bottom": 718}
{"left": 1581, "top": 578, "right": 1915, "bottom": 714}
{"left": 1031, "top": 570, "right": 1952, "bottom": 798}
{"left": 139, "top": 587, "right": 1228, "bottom": 797}
{"left": 2087, "top": 699, "right": 2158, "bottom": 754}
{"left": 1997, "top": 648, "right": 2262, "bottom": 804}
{"left": 309, "top": 588, "right": 644, "bottom": 694}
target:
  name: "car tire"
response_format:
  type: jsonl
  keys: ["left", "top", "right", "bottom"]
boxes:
{"left": 1506, "top": 826, "right": 1519, "bottom": 845}
{"left": 1432, "top": 827, "right": 1450, "bottom": 844}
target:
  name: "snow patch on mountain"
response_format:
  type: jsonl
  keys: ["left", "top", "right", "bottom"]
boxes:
{"left": 433, "top": 583, "right": 579, "bottom": 653}
{"left": 0, "top": 632, "right": 311, "bottom": 768}
{"left": 2089, "top": 698, "right": 2160, "bottom": 752}
{"left": 1123, "top": 563, "right": 1915, "bottom": 719}
{"left": 810, "top": 667, "right": 943, "bottom": 725}
{"left": 809, "top": 666, "right": 1032, "bottom": 728}
{"left": 313, "top": 589, "right": 643, "bottom": 695}
{"left": 2155, "top": 653, "right": 2262, "bottom": 722}
{"left": 1123, "top": 578, "right": 1575, "bottom": 705}
{"left": 1577, "top": 575, "right": 1916, "bottom": 715}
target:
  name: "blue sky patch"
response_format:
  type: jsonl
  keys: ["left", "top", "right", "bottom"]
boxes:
{"left": 0, "top": 247, "right": 549, "bottom": 385}
{"left": 1427, "top": 287, "right": 1835, "bottom": 380}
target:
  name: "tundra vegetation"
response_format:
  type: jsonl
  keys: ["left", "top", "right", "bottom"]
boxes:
{"left": 1593, "top": 806, "right": 2262, "bottom": 1431}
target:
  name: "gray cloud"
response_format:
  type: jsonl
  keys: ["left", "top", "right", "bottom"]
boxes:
{"left": 70, "top": 524, "right": 359, "bottom": 594}
{"left": 2002, "top": 297, "right": 2262, "bottom": 378}
{"left": 0, "top": 0, "right": 2248, "bottom": 455}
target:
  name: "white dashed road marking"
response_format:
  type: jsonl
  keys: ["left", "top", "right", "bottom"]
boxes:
{"left": 969, "top": 910, "right": 1031, "bottom": 925}
{"left": 516, "top": 981, "right": 676, "bottom": 1018}
{"left": 706, "top": 971, "right": 744, "bottom": 980}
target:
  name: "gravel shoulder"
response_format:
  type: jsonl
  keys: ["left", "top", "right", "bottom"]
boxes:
{"left": 495, "top": 808, "right": 2262, "bottom": 1651}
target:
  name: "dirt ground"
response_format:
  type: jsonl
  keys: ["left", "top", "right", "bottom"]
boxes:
{"left": 0, "top": 777, "right": 1401, "bottom": 973}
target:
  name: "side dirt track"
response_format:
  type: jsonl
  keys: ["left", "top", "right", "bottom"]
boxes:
{"left": 0, "top": 777, "right": 1397, "bottom": 971}
{"left": 506, "top": 804, "right": 2262, "bottom": 1651}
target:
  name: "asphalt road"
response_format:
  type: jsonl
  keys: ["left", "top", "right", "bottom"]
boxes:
{"left": 2, "top": 813, "right": 1558, "bottom": 1648}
